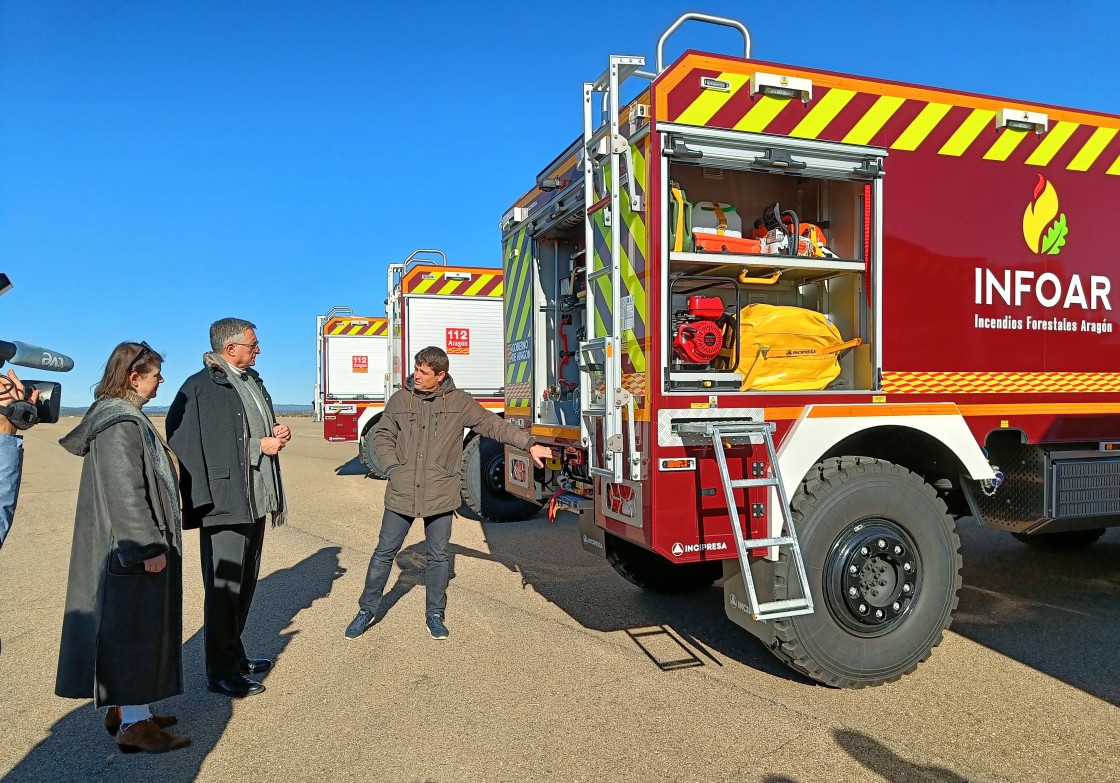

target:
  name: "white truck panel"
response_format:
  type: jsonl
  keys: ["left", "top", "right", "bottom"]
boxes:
{"left": 406, "top": 296, "right": 504, "bottom": 395}
{"left": 325, "top": 335, "right": 388, "bottom": 399}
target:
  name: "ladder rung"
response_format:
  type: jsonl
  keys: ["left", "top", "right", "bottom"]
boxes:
{"left": 754, "top": 598, "right": 812, "bottom": 616}
{"left": 755, "top": 607, "right": 815, "bottom": 621}
{"left": 729, "top": 478, "right": 779, "bottom": 489}
{"left": 739, "top": 536, "right": 795, "bottom": 549}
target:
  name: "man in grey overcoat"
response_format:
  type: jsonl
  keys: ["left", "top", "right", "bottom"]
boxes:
{"left": 167, "top": 318, "right": 290, "bottom": 698}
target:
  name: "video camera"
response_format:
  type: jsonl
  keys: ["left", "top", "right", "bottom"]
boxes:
{"left": 0, "top": 273, "right": 72, "bottom": 429}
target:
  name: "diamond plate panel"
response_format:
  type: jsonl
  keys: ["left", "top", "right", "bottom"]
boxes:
{"left": 973, "top": 442, "right": 1046, "bottom": 530}
{"left": 658, "top": 407, "right": 766, "bottom": 447}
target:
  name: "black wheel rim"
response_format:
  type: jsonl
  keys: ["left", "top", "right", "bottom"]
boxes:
{"left": 483, "top": 450, "right": 507, "bottom": 495}
{"left": 823, "top": 518, "right": 922, "bottom": 638}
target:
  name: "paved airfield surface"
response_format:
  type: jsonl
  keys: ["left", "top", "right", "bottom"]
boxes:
{"left": 1, "top": 417, "right": 1117, "bottom": 782}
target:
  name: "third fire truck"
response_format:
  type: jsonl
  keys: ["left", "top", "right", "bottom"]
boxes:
{"left": 496, "top": 13, "right": 1120, "bottom": 687}
{"left": 318, "top": 309, "right": 389, "bottom": 443}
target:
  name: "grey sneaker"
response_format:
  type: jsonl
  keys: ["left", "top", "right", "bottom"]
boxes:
{"left": 425, "top": 613, "right": 449, "bottom": 640}
{"left": 344, "top": 609, "right": 376, "bottom": 640}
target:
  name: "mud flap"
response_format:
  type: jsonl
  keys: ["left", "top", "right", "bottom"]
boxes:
{"left": 721, "top": 559, "right": 776, "bottom": 646}
{"left": 579, "top": 506, "right": 607, "bottom": 558}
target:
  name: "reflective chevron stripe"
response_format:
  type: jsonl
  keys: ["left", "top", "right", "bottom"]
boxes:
{"left": 402, "top": 269, "right": 503, "bottom": 296}
{"left": 657, "top": 56, "right": 1120, "bottom": 175}
{"left": 325, "top": 318, "right": 388, "bottom": 336}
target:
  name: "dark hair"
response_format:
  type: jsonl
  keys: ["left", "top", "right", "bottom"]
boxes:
{"left": 94, "top": 342, "right": 163, "bottom": 399}
{"left": 210, "top": 318, "right": 256, "bottom": 352}
{"left": 414, "top": 346, "right": 449, "bottom": 375}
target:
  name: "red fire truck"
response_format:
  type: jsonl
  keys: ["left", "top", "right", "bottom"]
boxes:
{"left": 497, "top": 13, "right": 1120, "bottom": 687}
{"left": 317, "top": 309, "right": 389, "bottom": 443}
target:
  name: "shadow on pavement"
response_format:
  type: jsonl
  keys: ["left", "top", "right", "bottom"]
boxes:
{"left": 374, "top": 541, "right": 477, "bottom": 619}
{"left": 835, "top": 728, "right": 970, "bottom": 783}
{"left": 476, "top": 513, "right": 815, "bottom": 686}
{"left": 480, "top": 510, "right": 1120, "bottom": 698}
{"left": 4, "top": 546, "right": 344, "bottom": 783}
{"left": 951, "top": 522, "right": 1119, "bottom": 706}
{"left": 334, "top": 456, "right": 369, "bottom": 476}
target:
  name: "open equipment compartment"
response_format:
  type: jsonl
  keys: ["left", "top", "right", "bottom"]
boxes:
{"left": 663, "top": 130, "right": 881, "bottom": 394}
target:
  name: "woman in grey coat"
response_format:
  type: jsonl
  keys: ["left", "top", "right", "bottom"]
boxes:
{"left": 56, "top": 342, "right": 190, "bottom": 754}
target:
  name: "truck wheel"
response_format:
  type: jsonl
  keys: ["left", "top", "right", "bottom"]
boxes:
{"left": 1011, "top": 528, "right": 1105, "bottom": 550}
{"left": 359, "top": 431, "right": 388, "bottom": 479}
{"left": 460, "top": 436, "right": 540, "bottom": 522}
{"left": 606, "top": 534, "right": 722, "bottom": 593}
{"left": 768, "top": 457, "right": 961, "bottom": 688}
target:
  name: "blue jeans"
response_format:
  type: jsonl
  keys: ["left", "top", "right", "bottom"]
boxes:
{"left": 0, "top": 434, "right": 24, "bottom": 550}
{"left": 359, "top": 509, "right": 452, "bottom": 616}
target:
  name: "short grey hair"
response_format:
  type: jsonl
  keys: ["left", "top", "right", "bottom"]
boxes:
{"left": 210, "top": 318, "right": 257, "bottom": 352}
{"left": 414, "top": 346, "right": 449, "bottom": 375}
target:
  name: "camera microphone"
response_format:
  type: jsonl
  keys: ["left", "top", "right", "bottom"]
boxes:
{"left": 0, "top": 340, "right": 75, "bottom": 372}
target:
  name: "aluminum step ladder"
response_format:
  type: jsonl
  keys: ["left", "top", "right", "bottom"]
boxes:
{"left": 674, "top": 420, "right": 814, "bottom": 621}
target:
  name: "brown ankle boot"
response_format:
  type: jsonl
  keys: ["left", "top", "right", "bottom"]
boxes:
{"left": 104, "top": 706, "right": 178, "bottom": 736}
{"left": 116, "top": 718, "right": 191, "bottom": 754}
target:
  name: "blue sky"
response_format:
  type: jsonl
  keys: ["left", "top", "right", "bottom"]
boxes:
{"left": 2, "top": 0, "right": 1117, "bottom": 406}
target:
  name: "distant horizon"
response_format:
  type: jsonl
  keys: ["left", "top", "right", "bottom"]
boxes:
{"left": 59, "top": 403, "right": 313, "bottom": 416}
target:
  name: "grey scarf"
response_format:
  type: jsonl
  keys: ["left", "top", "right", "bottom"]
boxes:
{"left": 59, "top": 396, "right": 182, "bottom": 551}
{"left": 204, "top": 352, "right": 287, "bottom": 526}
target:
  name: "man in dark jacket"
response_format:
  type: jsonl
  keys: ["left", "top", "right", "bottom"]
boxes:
{"left": 167, "top": 318, "right": 290, "bottom": 697}
{"left": 345, "top": 346, "right": 550, "bottom": 641}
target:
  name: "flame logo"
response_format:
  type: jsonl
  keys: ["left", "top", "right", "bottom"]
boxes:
{"left": 1022, "top": 175, "right": 1068, "bottom": 254}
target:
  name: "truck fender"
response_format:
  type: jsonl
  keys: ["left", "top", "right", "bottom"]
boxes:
{"left": 770, "top": 403, "right": 995, "bottom": 539}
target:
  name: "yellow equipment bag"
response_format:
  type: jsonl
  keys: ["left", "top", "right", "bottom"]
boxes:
{"left": 732, "top": 304, "right": 861, "bottom": 391}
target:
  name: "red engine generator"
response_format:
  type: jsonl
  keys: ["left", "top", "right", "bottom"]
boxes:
{"left": 673, "top": 296, "right": 726, "bottom": 365}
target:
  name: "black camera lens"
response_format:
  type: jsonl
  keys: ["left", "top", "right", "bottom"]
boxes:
{"left": 12, "top": 380, "right": 61, "bottom": 426}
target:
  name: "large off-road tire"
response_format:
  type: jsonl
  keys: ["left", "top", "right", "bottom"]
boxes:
{"left": 1011, "top": 528, "right": 1105, "bottom": 551}
{"left": 606, "top": 534, "right": 722, "bottom": 594}
{"left": 768, "top": 457, "right": 962, "bottom": 688}
{"left": 359, "top": 429, "right": 387, "bottom": 479}
{"left": 460, "top": 436, "right": 540, "bottom": 522}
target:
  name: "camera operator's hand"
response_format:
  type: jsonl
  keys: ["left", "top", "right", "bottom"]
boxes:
{"left": 0, "top": 370, "right": 39, "bottom": 436}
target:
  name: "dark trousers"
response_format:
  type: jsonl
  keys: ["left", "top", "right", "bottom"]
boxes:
{"left": 200, "top": 518, "right": 265, "bottom": 681}
{"left": 359, "top": 509, "right": 452, "bottom": 617}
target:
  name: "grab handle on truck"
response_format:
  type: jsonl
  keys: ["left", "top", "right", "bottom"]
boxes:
{"left": 656, "top": 13, "right": 751, "bottom": 73}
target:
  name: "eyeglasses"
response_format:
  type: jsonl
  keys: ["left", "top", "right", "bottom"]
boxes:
{"left": 128, "top": 341, "right": 156, "bottom": 371}
{"left": 231, "top": 341, "right": 260, "bottom": 350}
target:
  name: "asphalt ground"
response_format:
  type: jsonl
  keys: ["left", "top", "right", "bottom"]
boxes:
{"left": 1, "top": 417, "right": 1117, "bottom": 783}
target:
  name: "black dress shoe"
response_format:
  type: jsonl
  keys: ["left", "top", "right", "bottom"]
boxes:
{"left": 239, "top": 657, "right": 274, "bottom": 675}
{"left": 207, "top": 675, "right": 265, "bottom": 698}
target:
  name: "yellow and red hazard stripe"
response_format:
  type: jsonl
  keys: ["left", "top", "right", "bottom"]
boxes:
{"left": 324, "top": 317, "right": 388, "bottom": 336}
{"left": 655, "top": 54, "right": 1120, "bottom": 175}
{"left": 401, "top": 266, "right": 504, "bottom": 297}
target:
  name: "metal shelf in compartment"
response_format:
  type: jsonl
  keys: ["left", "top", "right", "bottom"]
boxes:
{"left": 669, "top": 251, "right": 865, "bottom": 284}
